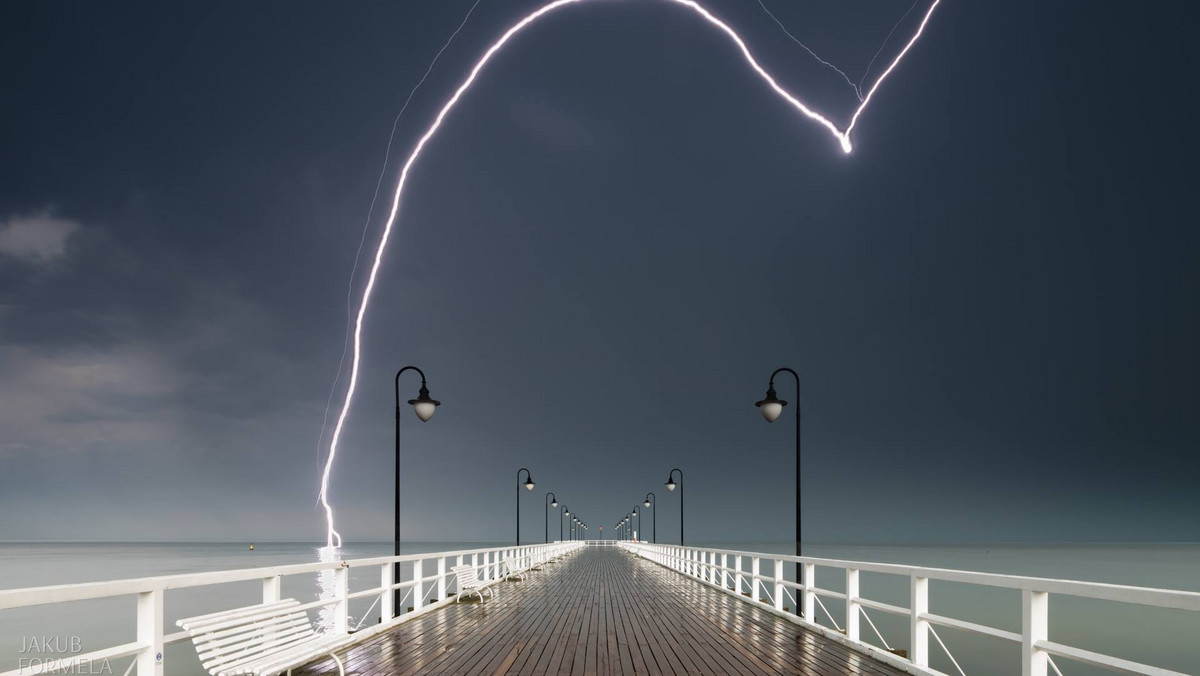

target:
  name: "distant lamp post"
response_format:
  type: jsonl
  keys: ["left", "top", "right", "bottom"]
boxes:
{"left": 632, "top": 507, "right": 640, "bottom": 541}
{"left": 665, "top": 468, "right": 684, "bottom": 544}
{"left": 560, "top": 505, "right": 569, "bottom": 541}
{"left": 643, "top": 493, "right": 656, "bottom": 543}
{"left": 756, "top": 367, "right": 802, "bottom": 586}
{"left": 516, "top": 468, "right": 535, "bottom": 545}
{"left": 393, "top": 366, "right": 439, "bottom": 612}
{"left": 545, "top": 493, "right": 558, "bottom": 543}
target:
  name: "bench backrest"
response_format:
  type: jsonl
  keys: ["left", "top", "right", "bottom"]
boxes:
{"left": 177, "top": 599, "right": 316, "bottom": 674}
{"left": 453, "top": 564, "right": 483, "bottom": 589}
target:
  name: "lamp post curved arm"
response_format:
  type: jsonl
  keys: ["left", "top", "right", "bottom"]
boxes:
{"left": 393, "top": 366, "right": 439, "bottom": 613}
{"left": 757, "top": 367, "right": 800, "bottom": 556}
{"left": 644, "top": 493, "right": 656, "bottom": 543}
{"left": 756, "top": 366, "right": 802, "bottom": 588}
{"left": 516, "top": 468, "right": 534, "bottom": 545}
{"left": 545, "top": 492, "right": 557, "bottom": 543}
{"left": 394, "top": 366, "right": 440, "bottom": 557}
{"left": 665, "top": 468, "right": 684, "bottom": 544}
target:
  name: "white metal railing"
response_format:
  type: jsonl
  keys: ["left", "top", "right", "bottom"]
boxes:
{"left": 0, "top": 541, "right": 584, "bottom": 676}
{"left": 620, "top": 542, "right": 1200, "bottom": 676}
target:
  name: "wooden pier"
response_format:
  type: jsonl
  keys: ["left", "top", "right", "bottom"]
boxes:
{"left": 294, "top": 545, "right": 905, "bottom": 676}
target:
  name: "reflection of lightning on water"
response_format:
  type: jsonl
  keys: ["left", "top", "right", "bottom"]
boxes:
{"left": 318, "top": 0, "right": 943, "bottom": 547}
{"left": 316, "top": 545, "right": 341, "bottom": 634}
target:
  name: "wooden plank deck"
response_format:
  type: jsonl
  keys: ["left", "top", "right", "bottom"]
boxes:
{"left": 294, "top": 546, "right": 905, "bottom": 675}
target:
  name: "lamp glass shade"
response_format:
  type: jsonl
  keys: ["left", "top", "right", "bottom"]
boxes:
{"left": 524, "top": 478, "right": 535, "bottom": 491}
{"left": 550, "top": 500, "right": 558, "bottom": 507}
{"left": 665, "top": 479, "right": 676, "bottom": 491}
{"left": 759, "top": 401, "right": 784, "bottom": 422}
{"left": 644, "top": 500, "right": 651, "bottom": 507}
{"left": 564, "top": 509, "right": 569, "bottom": 515}
{"left": 408, "top": 390, "right": 440, "bottom": 422}
{"left": 412, "top": 400, "right": 437, "bottom": 421}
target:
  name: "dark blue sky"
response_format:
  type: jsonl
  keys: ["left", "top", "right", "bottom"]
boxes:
{"left": 0, "top": 0, "right": 1196, "bottom": 543}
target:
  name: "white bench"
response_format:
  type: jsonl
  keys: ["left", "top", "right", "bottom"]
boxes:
{"left": 502, "top": 555, "right": 531, "bottom": 581}
{"left": 177, "top": 599, "right": 350, "bottom": 676}
{"left": 452, "top": 564, "right": 493, "bottom": 603}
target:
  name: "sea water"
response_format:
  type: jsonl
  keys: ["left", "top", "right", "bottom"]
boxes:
{"left": 1, "top": 541, "right": 1197, "bottom": 675}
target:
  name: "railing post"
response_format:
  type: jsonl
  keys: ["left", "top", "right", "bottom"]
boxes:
{"left": 910, "top": 575, "right": 929, "bottom": 667}
{"left": 735, "top": 556, "right": 744, "bottom": 595}
{"left": 1022, "top": 590, "right": 1049, "bottom": 676}
{"left": 412, "top": 559, "right": 424, "bottom": 612}
{"left": 774, "top": 559, "right": 784, "bottom": 611}
{"left": 720, "top": 553, "right": 728, "bottom": 588}
{"left": 846, "top": 568, "right": 860, "bottom": 641}
{"left": 136, "top": 589, "right": 163, "bottom": 676}
{"left": 381, "top": 563, "right": 395, "bottom": 621}
{"left": 437, "top": 557, "right": 446, "bottom": 603}
{"left": 803, "top": 563, "right": 815, "bottom": 620}
{"left": 262, "top": 575, "right": 281, "bottom": 603}
{"left": 334, "top": 565, "right": 349, "bottom": 634}
{"left": 751, "top": 557, "right": 760, "bottom": 602}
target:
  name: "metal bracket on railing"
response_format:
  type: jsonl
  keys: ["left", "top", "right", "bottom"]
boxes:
{"left": 928, "top": 624, "right": 967, "bottom": 676}
{"left": 857, "top": 606, "right": 892, "bottom": 651}
{"left": 354, "top": 596, "right": 382, "bottom": 632}
{"left": 813, "top": 594, "right": 843, "bottom": 632}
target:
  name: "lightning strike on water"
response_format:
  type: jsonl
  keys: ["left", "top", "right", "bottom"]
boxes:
{"left": 755, "top": 0, "right": 862, "bottom": 99}
{"left": 317, "top": 0, "right": 943, "bottom": 547}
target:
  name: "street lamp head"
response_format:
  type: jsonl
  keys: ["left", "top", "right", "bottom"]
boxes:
{"left": 564, "top": 507, "right": 569, "bottom": 515}
{"left": 644, "top": 499, "right": 651, "bottom": 507}
{"left": 755, "top": 385, "right": 787, "bottom": 423}
{"left": 633, "top": 508, "right": 638, "bottom": 515}
{"left": 665, "top": 476, "right": 676, "bottom": 491}
{"left": 551, "top": 499, "right": 558, "bottom": 507}
{"left": 407, "top": 383, "right": 441, "bottom": 422}
{"left": 524, "top": 476, "right": 535, "bottom": 491}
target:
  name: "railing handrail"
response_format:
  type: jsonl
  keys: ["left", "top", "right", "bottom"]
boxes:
{"left": 621, "top": 542, "right": 1199, "bottom": 676}
{"left": 0, "top": 542, "right": 571, "bottom": 611}
{"left": 624, "top": 542, "right": 1200, "bottom": 611}
{"left": 1, "top": 541, "right": 587, "bottom": 676}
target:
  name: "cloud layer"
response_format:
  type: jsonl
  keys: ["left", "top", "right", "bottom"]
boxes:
{"left": 0, "top": 211, "right": 79, "bottom": 263}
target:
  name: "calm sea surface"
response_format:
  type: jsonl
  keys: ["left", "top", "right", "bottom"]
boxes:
{"left": 1, "top": 541, "right": 1197, "bottom": 675}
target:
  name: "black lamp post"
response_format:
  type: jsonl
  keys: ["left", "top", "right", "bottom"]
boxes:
{"left": 394, "top": 366, "right": 440, "bottom": 612}
{"left": 632, "top": 507, "right": 640, "bottom": 542}
{"left": 665, "top": 468, "right": 684, "bottom": 544}
{"left": 516, "top": 468, "right": 535, "bottom": 545}
{"left": 545, "top": 493, "right": 558, "bottom": 543}
{"left": 756, "top": 367, "right": 802, "bottom": 590}
{"left": 560, "top": 506, "right": 568, "bottom": 541}
{"left": 643, "top": 493, "right": 656, "bottom": 543}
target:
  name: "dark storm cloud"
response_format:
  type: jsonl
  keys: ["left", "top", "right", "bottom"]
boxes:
{"left": 0, "top": 0, "right": 1196, "bottom": 544}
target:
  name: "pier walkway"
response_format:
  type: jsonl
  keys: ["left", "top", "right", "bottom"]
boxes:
{"left": 294, "top": 545, "right": 903, "bottom": 676}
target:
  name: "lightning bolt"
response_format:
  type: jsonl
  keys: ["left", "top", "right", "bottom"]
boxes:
{"left": 317, "top": 0, "right": 943, "bottom": 547}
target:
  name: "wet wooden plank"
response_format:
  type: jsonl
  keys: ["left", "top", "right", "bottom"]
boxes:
{"left": 294, "top": 546, "right": 908, "bottom": 675}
